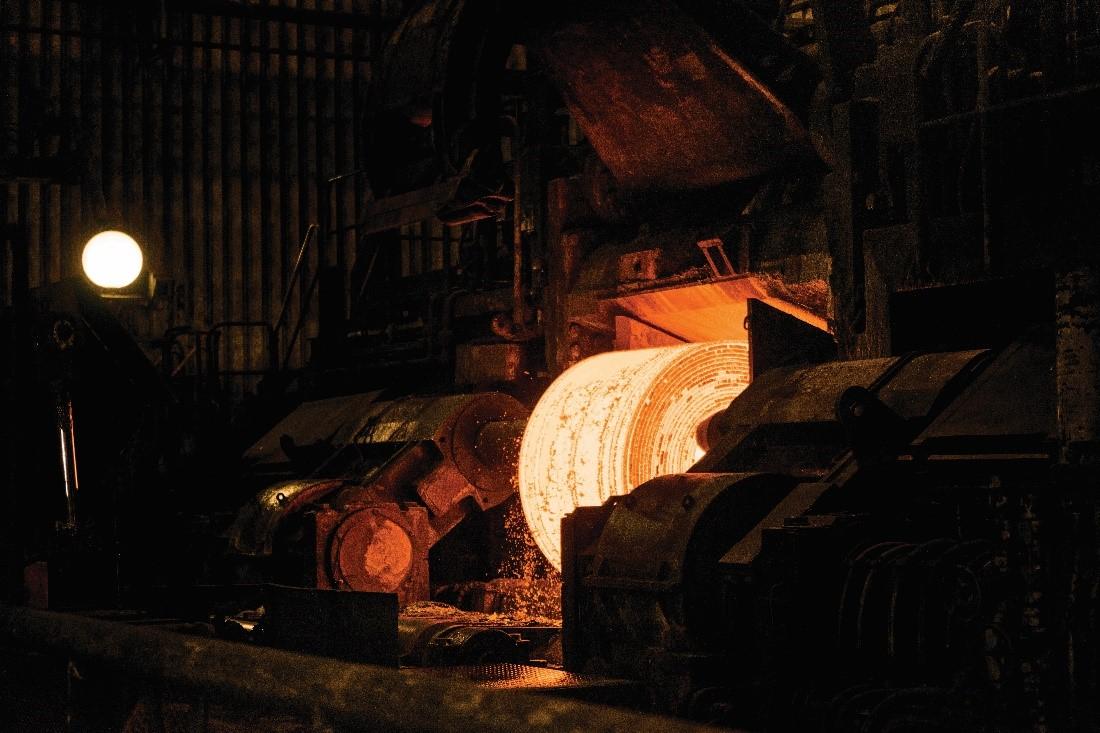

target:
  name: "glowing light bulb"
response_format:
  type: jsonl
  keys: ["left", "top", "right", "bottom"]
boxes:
{"left": 81, "top": 230, "right": 143, "bottom": 288}
{"left": 518, "top": 341, "right": 750, "bottom": 570}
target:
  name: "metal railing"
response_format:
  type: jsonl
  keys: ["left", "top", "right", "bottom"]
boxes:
{"left": 273, "top": 223, "right": 321, "bottom": 370}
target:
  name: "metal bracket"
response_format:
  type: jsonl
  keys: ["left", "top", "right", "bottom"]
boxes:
{"left": 697, "top": 238, "right": 736, "bottom": 278}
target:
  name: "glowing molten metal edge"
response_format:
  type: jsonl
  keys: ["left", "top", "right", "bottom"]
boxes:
{"left": 518, "top": 341, "right": 750, "bottom": 569}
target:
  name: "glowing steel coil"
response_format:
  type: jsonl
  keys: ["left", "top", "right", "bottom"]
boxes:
{"left": 518, "top": 341, "right": 751, "bottom": 569}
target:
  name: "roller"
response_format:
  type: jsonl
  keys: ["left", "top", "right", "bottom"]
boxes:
{"left": 518, "top": 341, "right": 750, "bottom": 569}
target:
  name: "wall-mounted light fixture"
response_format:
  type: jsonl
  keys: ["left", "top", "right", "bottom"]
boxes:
{"left": 80, "top": 229, "right": 159, "bottom": 301}
{"left": 81, "top": 230, "right": 144, "bottom": 289}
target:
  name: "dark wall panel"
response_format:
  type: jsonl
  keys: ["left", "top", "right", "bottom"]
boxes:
{"left": 0, "top": 0, "right": 395, "bottom": 395}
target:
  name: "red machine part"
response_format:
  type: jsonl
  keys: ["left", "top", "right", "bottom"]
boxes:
{"left": 233, "top": 392, "right": 529, "bottom": 605}
{"left": 314, "top": 502, "right": 433, "bottom": 606}
{"left": 309, "top": 392, "right": 527, "bottom": 605}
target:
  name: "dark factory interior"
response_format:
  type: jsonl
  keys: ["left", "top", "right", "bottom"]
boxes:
{"left": 2, "top": 0, "right": 1100, "bottom": 731}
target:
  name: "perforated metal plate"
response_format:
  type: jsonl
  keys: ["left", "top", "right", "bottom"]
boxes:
{"left": 424, "top": 663, "right": 646, "bottom": 706}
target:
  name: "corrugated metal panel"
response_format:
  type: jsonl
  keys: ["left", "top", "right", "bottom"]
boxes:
{"left": 0, "top": 0, "right": 396, "bottom": 396}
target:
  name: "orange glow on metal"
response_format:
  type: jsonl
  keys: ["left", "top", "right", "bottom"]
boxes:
{"left": 518, "top": 341, "right": 750, "bottom": 569}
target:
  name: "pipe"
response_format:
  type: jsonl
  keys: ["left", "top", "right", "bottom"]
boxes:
{"left": 0, "top": 605, "right": 727, "bottom": 733}
{"left": 54, "top": 390, "right": 79, "bottom": 530}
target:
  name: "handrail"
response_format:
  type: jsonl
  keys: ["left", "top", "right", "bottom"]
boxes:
{"left": 273, "top": 171, "right": 374, "bottom": 371}
{"left": 279, "top": 269, "right": 321, "bottom": 370}
{"left": 272, "top": 224, "right": 320, "bottom": 370}
{"left": 273, "top": 224, "right": 319, "bottom": 337}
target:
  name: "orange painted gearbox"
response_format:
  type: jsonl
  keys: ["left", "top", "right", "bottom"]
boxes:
{"left": 518, "top": 341, "right": 751, "bottom": 569}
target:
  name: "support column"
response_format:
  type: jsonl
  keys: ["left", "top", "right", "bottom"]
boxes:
{"left": 1056, "top": 265, "right": 1100, "bottom": 464}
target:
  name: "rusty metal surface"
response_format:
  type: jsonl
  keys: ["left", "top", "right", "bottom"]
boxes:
{"left": 875, "top": 349, "right": 989, "bottom": 418}
{"left": 916, "top": 336, "right": 1056, "bottom": 449}
{"left": 318, "top": 502, "right": 432, "bottom": 604}
{"left": 353, "top": 392, "right": 527, "bottom": 503}
{"left": 244, "top": 391, "right": 385, "bottom": 470}
{"left": 565, "top": 472, "right": 797, "bottom": 714}
{"left": 610, "top": 277, "right": 829, "bottom": 344}
{"left": 534, "top": 0, "right": 810, "bottom": 191}
{"left": 713, "top": 357, "right": 898, "bottom": 433}
{"left": 444, "top": 392, "right": 528, "bottom": 505}
{"left": 238, "top": 392, "right": 530, "bottom": 603}
{"left": 589, "top": 471, "right": 796, "bottom": 642}
{"left": 227, "top": 478, "right": 345, "bottom": 556}
{"left": 357, "top": 395, "right": 468, "bottom": 444}
{"left": 455, "top": 342, "right": 528, "bottom": 384}
{"left": 345, "top": 391, "right": 527, "bottom": 501}
{"left": 0, "top": 605, "right": 729, "bottom": 733}
{"left": 699, "top": 350, "right": 995, "bottom": 476}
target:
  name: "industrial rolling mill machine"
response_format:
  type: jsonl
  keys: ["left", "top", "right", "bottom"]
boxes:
{"left": 3, "top": 0, "right": 1100, "bottom": 732}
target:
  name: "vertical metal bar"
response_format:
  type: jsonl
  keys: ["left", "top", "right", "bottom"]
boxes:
{"left": 333, "top": 14, "right": 349, "bottom": 315}
{"left": 58, "top": 0, "right": 76, "bottom": 278}
{"left": 975, "top": 6, "right": 994, "bottom": 273}
{"left": 143, "top": 2, "right": 161, "bottom": 286}
{"left": 16, "top": 0, "right": 32, "bottom": 289}
{"left": 102, "top": 3, "right": 123, "bottom": 218}
{"left": 258, "top": 0, "right": 276, "bottom": 358}
{"left": 219, "top": 11, "right": 234, "bottom": 397}
{"left": 202, "top": 11, "right": 216, "bottom": 333}
{"left": 54, "top": 389, "right": 79, "bottom": 530}
{"left": 39, "top": 1, "right": 55, "bottom": 284}
{"left": 161, "top": 1, "right": 175, "bottom": 294}
{"left": 353, "top": 0, "right": 369, "bottom": 257}
{"left": 185, "top": 8, "right": 203, "bottom": 331}
{"left": 239, "top": 11, "right": 255, "bottom": 388}
{"left": 295, "top": 6, "right": 310, "bottom": 368}
{"left": 78, "top": 1, "right": 96, "bottom": 224}
{"left": 317, "top": 5, "right": 334, "bottom": 279}
{"left": 45, "top": 12, "right": 60, "bottom": 283}
{"left": 120, "top": 7, "right": 136, "bottom": 236}
{"left": 166, "top": 6, "right": 186, "bottom": 324}
{"left": 0, "top": 2, "right": 10, "bottom": 306}
{"left": 276, "top": 0, "right": 291, "bottom": 367}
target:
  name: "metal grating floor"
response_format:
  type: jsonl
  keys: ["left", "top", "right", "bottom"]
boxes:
{"left": 423, "top": 663, "right": 647, "bottom": 706}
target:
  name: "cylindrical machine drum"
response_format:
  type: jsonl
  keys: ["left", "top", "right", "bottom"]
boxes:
{"left": 518, "top": 341, "right": 750, "bottom": 569}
